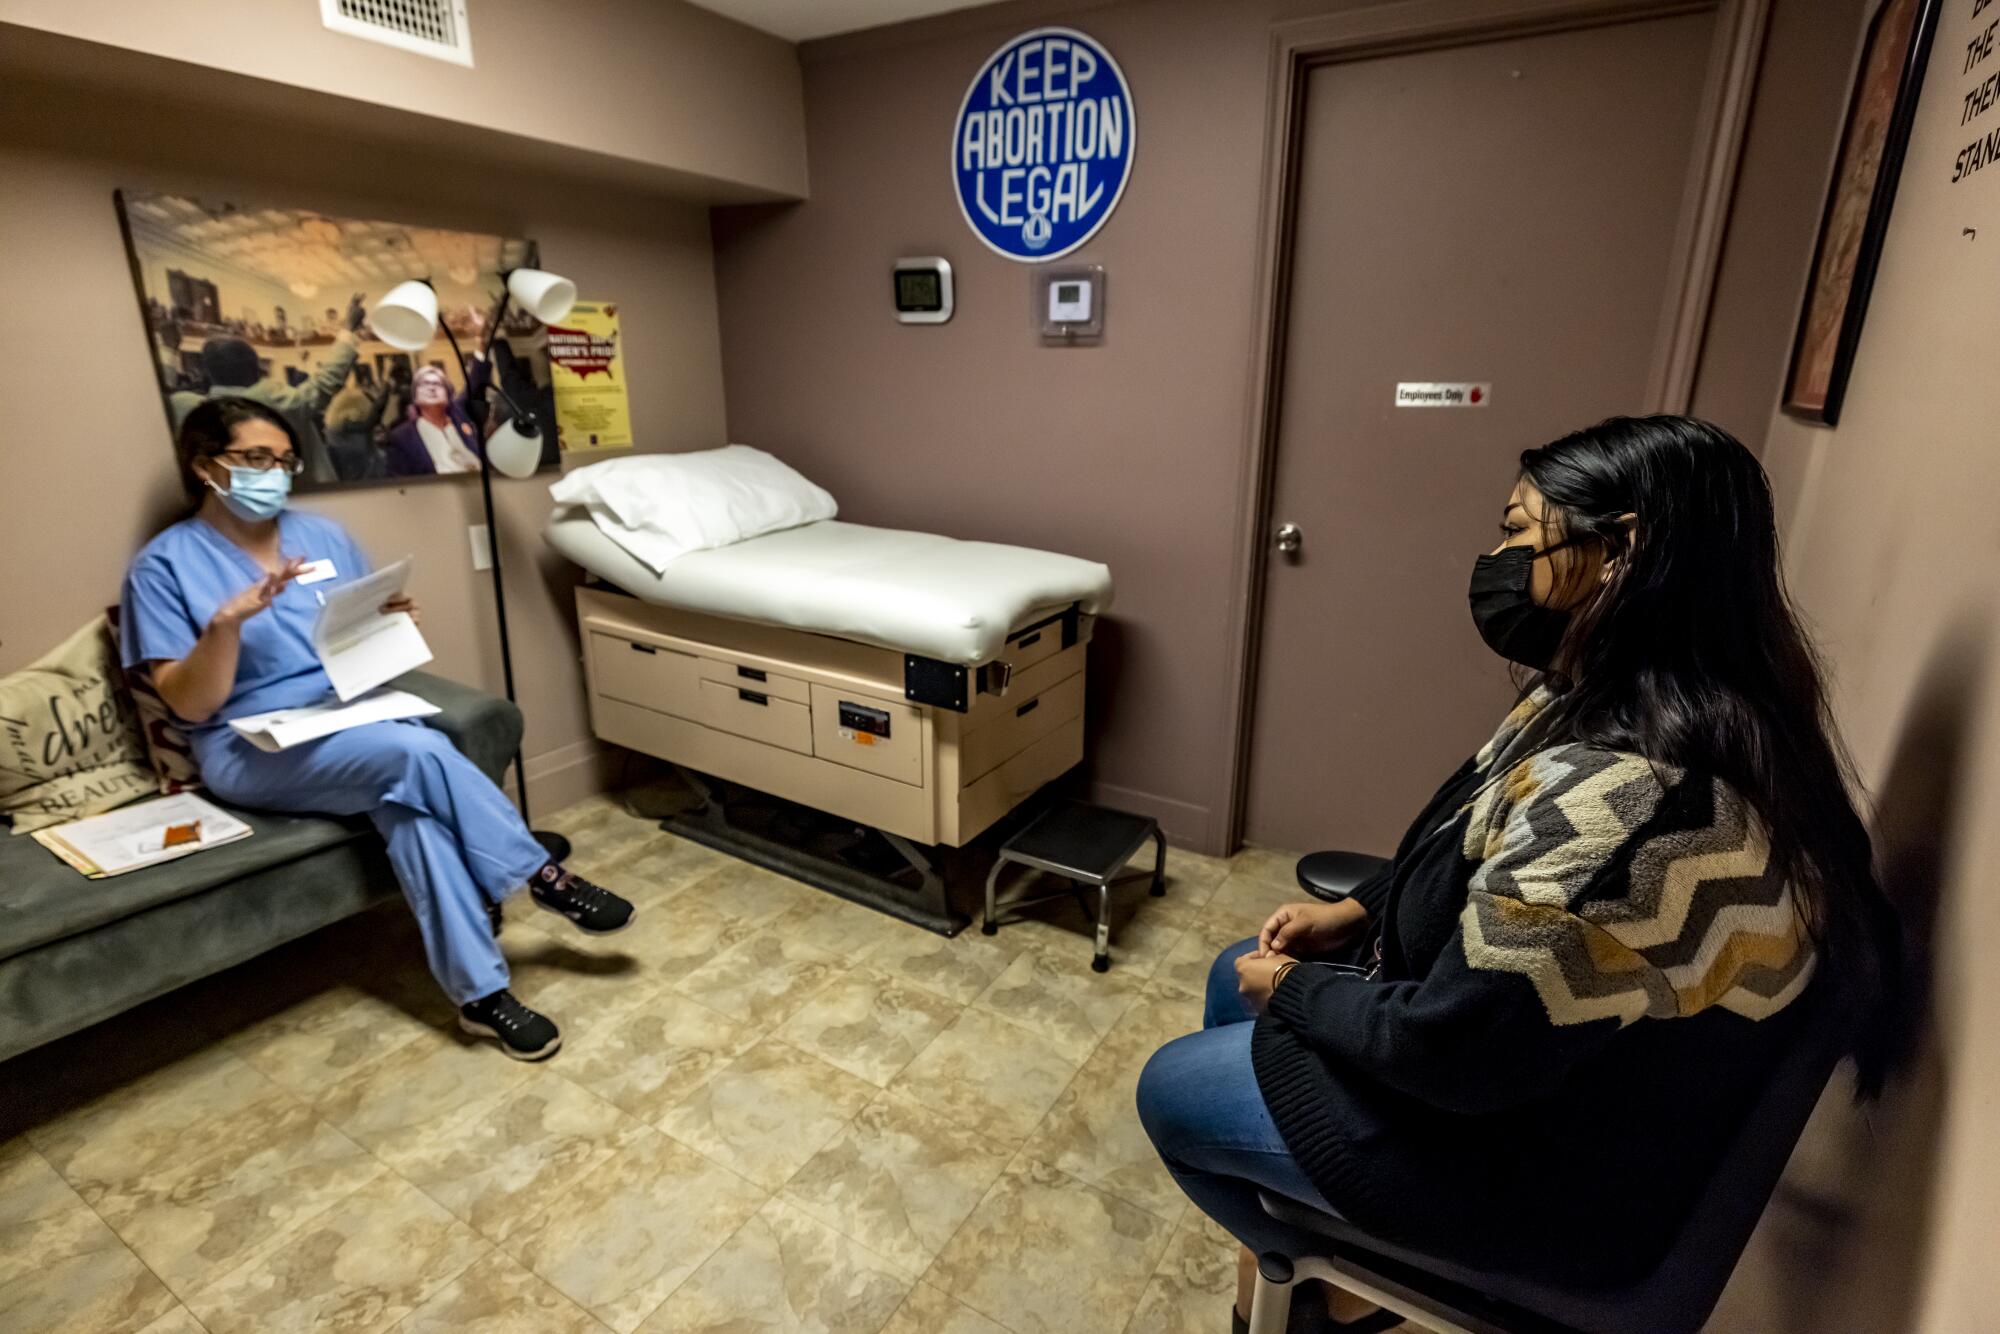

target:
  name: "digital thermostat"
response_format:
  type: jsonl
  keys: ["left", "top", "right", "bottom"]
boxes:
{"left": 1049, "top": 278, "right": 1093, "bottom": 323}
{"left": 893, "top": 257, "right": 953, "bottom": 324}
{"left": 1034, "top": 264, "right": 1105, "bottom": 341}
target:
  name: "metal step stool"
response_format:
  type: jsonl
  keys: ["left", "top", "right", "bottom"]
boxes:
{"left": 982, "top": 800, "right": 1165, "bottom": 971}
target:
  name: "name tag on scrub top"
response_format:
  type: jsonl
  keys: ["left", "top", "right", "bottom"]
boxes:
{"left": 295, "top": 559, "right": 339, "bottom": 586}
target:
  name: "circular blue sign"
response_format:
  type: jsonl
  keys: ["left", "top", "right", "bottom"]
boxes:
{"left": 953, "top": 27, "right": 1135, "bottom": 263}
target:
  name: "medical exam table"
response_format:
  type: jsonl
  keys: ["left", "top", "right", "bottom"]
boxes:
{"left": 546, "top": 508, "right": 1113, "bottom": 932}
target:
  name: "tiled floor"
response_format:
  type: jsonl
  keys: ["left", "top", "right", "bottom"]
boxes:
{"left": 0, "top": 793, "right": 1396, "bottom": 1334}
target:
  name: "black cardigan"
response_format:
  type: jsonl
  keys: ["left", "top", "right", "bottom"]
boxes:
{"left": 1250, "top": 689, "right": 1818, "bottom": 1285}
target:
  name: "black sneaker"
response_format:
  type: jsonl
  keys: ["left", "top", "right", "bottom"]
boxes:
{"left": 528, "top": 863, "right": 635, "bottom": 936}
{"left": 458, "top": 989, "right": 561, "bottom": 1061}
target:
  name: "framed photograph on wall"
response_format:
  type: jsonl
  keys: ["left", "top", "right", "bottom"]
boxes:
{"left": 1782, "top": 0, "right": 1942, "bottom": 426}
{"left": 114, "top": 192, "right": 559, "bottom": 487}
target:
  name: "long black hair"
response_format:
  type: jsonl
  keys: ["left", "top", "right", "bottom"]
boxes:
{"left": 1521, "top": 414, "right": 1902, "bottom": 1094}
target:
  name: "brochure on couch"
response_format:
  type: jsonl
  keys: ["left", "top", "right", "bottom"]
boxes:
{"left": 228, "top": 689, "right": 440, "bottom": 754}
{"left": 315, "top": 556, "right": 432, "bottom": 701}
{"left": 33, "top": 793, "right": 252, "bottom": 879}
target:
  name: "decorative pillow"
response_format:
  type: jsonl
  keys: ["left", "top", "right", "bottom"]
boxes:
{"left": 104, "top": 604, "right": 202, "bottom": 793}
{"left": 0, "top": 616, "right": 158, "bottom": 833}
{"left": 549, "top": 444, "right": 838, "bottom": 573}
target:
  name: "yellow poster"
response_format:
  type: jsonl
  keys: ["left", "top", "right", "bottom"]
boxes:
{"left": 547, "top": 300, "right": 633, "bottom": 452}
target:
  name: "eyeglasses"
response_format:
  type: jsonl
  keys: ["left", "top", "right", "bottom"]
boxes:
{"left": 216, "top": 448, "right": 304, "bottom": 476}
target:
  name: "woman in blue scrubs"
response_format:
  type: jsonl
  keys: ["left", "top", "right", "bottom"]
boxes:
{"left": 121, "top": 398, "right": 635, "bottom": 1061}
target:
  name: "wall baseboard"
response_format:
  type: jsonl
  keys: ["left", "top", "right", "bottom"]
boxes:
{"left": 520, "top": 739, "right": 622, "bottom": 820}
{"left": 513, "top": 738, "right": 1221, "bottom": 857}
{"left": 1085, "top": 781, "right": 1218, "bottom": 856}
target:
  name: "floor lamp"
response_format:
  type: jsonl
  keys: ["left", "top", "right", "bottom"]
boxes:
{"left": 371, "top": 268, "right": 578, "bottom": 866}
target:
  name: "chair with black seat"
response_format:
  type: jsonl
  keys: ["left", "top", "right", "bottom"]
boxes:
{"left": 1244, "top": 991, "right": 1845, "bottom": 1334}
{"left": 1295, "top": 850, "right": 1390, "bottom": 903}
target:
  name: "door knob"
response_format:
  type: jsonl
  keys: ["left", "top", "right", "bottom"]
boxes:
{"left": 1273, "top": 523, "right": 1303, "bottom": 556}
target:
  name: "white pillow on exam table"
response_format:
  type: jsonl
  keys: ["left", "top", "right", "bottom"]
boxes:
{"left": 549, "top": 445, "right": 838, "bottom": 573}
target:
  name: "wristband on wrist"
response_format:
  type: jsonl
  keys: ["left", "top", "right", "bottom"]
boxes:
{"left": 1272, "top": 960, "right": 1299, "bottom": 990}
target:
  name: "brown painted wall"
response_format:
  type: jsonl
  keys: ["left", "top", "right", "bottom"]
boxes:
{"left": 0, "top": 75, "right": 732, "bottom": 813}
{"left": 1706, "top": 0, "right": 2000, "bottom": 1324}
{"left": 710, "top": 0, "right": 1835, "bottom": 852}
{"left": 0, "top": 0, "right": 808, "bottom": 199}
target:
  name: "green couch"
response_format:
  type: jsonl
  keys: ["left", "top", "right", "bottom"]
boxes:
{"left": 0, "top": 672, "right": 520, "bottom": 1063}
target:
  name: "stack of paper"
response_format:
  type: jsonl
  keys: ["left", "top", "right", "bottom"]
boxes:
{"left": 316, "top": 556, "right": 433, "bottom": 700}
{"left": 34, "top": 793, "right": 253, "bottom": 878}
{"left": 228, "top": 689, "right": 440, "bottom": 753}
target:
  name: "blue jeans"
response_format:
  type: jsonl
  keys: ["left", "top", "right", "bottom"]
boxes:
{"left": 1136, "top": 938, "right": 1341, "bottom": 1258}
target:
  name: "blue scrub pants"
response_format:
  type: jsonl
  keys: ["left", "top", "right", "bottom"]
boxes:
{"left": 1135, "top": 938, "right": 1342, "bottom": 1259}
{"left": 196, "top": 719, "right": 550, "bottom": 1006}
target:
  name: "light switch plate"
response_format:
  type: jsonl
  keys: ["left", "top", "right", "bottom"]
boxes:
{"left": 469, "top": 524, "right": 492, "bottom": 571}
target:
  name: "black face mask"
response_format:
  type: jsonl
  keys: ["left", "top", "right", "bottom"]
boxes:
{"left": 1468, "top": 542, "right": 1580, "bottom": 671}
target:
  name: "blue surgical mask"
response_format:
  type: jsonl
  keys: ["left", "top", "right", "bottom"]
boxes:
{"left": 208, "top": 466, "right": 291, "bottom": 522}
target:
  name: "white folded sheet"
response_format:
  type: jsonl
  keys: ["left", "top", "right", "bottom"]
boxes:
{"left": 545, "top": 508, "right": 1113, "bottom": 665}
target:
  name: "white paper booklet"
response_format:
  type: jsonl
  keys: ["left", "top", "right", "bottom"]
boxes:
{"left": 33, "top": 793, "right": 253, "bottom": 878}
{"left": 229, "top": 689, "right": 441, "bottom": 754}
{"left": 316, "top": 556, "right": 433, "bottom": 701}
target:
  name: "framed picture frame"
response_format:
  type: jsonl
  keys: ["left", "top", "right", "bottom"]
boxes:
{"left": 113, "top": 190, "right": 559, "bottom": 489}
{"left": 1783, "top": 0, "right": 1942, "bottom": 427}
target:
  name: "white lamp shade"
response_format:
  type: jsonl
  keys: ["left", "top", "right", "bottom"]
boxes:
{"left": 486, "top": 417, "right": 543, "bottom": 479}
{"left": 370, "top": 281, "right": 439, "bottom": 351}
{"left": 506, "top": 268, "right": 577, "bottom": 325}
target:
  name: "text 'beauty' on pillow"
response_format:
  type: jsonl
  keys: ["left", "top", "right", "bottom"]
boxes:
{"left": 1, "top": 616, "right": 157, "bottom": 834}
{"left": 549, "top": 444, "right": 838, "bottom": 573}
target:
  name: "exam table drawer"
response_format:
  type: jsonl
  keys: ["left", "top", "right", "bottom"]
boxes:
{"left": 959, "top": 670, "right": 1084, "bottom": 785}
{"left": 810, "top": 684, "right": 923, "bottom": 786}
{"left": 698, "top": 657, "right": 812, "bottom": 704}
{"left": 697, "top": 678, "right": 813, "bottom": 754}
{"left": 1000, "top": 616, "right": 1066, "bottom": 676}
{"left": 590, "top": 632, "right": 703, "bottom": 717}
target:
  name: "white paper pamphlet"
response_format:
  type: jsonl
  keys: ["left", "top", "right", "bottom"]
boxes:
{"left": 33, "top": 793, "right": 253, "bottom": 878}
{"left": 228, "top": 689, "right": 441, "bottom": 754}
{"left": 316, "top": 556, "right": 433, "bottom": 701}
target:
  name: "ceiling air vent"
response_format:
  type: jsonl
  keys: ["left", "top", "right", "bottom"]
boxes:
{"left": 319, "top": 0, "right": 473, "bottom": 66}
